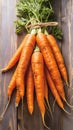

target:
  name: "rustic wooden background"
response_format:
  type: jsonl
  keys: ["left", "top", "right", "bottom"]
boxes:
{"left": 0, "top": 0, "right": 73, "bottom": 130}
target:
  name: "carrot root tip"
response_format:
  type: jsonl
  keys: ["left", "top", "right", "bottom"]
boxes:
{"left": 66, "top": 81, "right": 69, "bottom": 86}
{"left": 63, "top": 108, "right": 71, "bottom": 115}
{"left": 1, "top": 68, "right": 7, "bottom": 72}
{"left": 64, "top": 98, "right": 73, "bottom": 108}
{"left": 0, "top": 115, "right": 4, "bottom": 121}
{"left": 0, "top": 99, "right": 10, "bottom": 120}
{"left": 52, "top": 99, "right": 56, "bottom": 112}
{"left": 15, "top": 103, "right": 18, "bottom": 107}
{"left": 42, "top": 114, "right": 51, "bottom": 130}
{"left": 45, "top": 99, "right": 53, "bottom": 119}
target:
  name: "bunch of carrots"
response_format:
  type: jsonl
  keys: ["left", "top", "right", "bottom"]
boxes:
{"left": 0, "top": 32, "right": 72, "bottom": 129}
{"left": 1, "top": 0, "right": 73, "bottom": 129}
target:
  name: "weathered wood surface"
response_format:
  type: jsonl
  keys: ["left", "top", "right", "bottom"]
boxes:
{"left": 0, "top": 0, "right": 73, "bottom": 130}
{"left": 0, "top": 0, "right": 17, "bottom": 130}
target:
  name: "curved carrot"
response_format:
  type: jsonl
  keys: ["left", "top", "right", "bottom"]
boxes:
{"left": 45, "top": 67, "right": 63, "bottom": 109}
{"left": 45, "top": 67, "right": 71, "bottom": 115}
{"left": 2, "top": 34, "right": 29, "bottom": 72}
{"left": 0, "top": 68, "right": 17, "bottom": 120}
{"left": 36, "top": 33, "right": 65, "bottom": 101}
{"left": 16, "top": 34, "right": 35, "bottom": 98}
{"left": 26, "top": 64, "right": 34, "bottom": 115}
{"left": 47, "top": 34, "right": 68, "bottom": 84}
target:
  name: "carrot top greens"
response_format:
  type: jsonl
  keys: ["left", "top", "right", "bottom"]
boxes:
{"left": 15, "top": 0, "right": 63, "bottom": 40}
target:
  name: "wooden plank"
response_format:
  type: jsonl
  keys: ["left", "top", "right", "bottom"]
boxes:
{"left": 0, "top": 0, "right": 17, "bottom": 130}
{"left": 61, "top": 0, "right": 73, "bottom": 130}
{"left": 1, "top": 0, "right": 73, "bottom": 130}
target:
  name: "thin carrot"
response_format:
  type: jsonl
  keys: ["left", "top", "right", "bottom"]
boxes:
{"left": 36, "top": 33, "right": 65, "bottom": 101}
{"left": 31, "top": 46, "right": 49, "bottom": 129}
{"left": 45, "top": 67, "right": 63, "bottom": 109}
{"left": 0, "top": 68, "right": 17, "bottom": 120}
{"left": 15, "top": 89, "right": 21, "bottom": 107}
{"left": 47, "top": 34, "right": 68, "bottom": 85}
{"left": 45, "top": 67, "right": 70, "bottom": 115}
{"left": 26, "top": 64, "right": 34, "bottom": 115}
{"left": 1, "top": 34, "right": 29, "bottom": 72}
{"left": 16, "top": 34, "right": 35, "bottom": 98}
{"left": 8, "top": 68, "right": 17, "bottom": 99}
{"left": 44, "top": 77, "right": 53, "bottom": 118}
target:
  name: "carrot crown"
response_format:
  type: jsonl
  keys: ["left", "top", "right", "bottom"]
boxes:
{"left": 14, "top": 0, "right": 63, "bottom": 40}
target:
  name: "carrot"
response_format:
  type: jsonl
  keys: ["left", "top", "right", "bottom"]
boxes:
{"left": 8, "top": 68, "right": 17, "bottom": 99}
{"left": 47, "top": 34, "right": 68, "bottom": 85}
{"left": 16, "top": 34, "right": 35, "bottom": 98}
{"left": 1, "top": 34, "right": 29, "bottom": 72}
{"left": 26, "top": 64, "right": 34, "bottom": 115}
{"left": 15, "top": 89, "right": 21, "bottom": 107}
{"left": 0, "top": 68, "right": 18, "bottom": 120}
{"left": 45, "top": 67, "right": 63, "bottom": 109}
{"left": 45, "top": 67, "right": 70, "bottom": 115}
{"left": 36, "top": 33, "right": 65, "bottom": 101}
{"left": 31, "top": 46, "right": 49, "bottom": 129}
{"left": 44, "top": 77, "right": 53, "bottom": 118}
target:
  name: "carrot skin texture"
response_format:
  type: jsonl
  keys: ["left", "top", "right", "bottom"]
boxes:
{"left": 2, "top": 35, "right": 29, "bottom": 72}
{"left": 31, "top": 50, "right": 45, "bottom": 114}
{"left": 45, "top": 67, "right": 64, "bottom": 109}
{"left": 26, "top": 65, "right": 34, "bottom": 114}
{"left": 8, "top": 68, "right": 17, "bottom": 99}
{"left": 16, "top": 34, "right": 36, "bottom": 98}
{"left": 15, "top": 89, "right": 21, "bottom": 107}
{"left": 36, "top": 33, "right": 65, "bottom": 100}
{"left": 47, "top": 35, "right": 68, "bottom": 83}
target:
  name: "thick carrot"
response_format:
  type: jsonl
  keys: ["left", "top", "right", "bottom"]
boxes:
{"left": 47, "top": 34, "right": 68, "bottom": 84}
{"left": 31, "top": 48, "right": 45, "bottom": 112}
{"left": 26, "top": 64, "right": 34, "bottom": 115}
{"left": 15, "top": 89, "right": 21, "bottom": 107}
{"left": 2, "top": 34, "right": 29, "bottom": 72}
{"left": 16, "top": 34, "right": 35, "bottom": 98}
{"left": 31, "top": 47, "right": 49, "bottom": 129}
{"left": 36, "top": 33, "right": 65, "bottom": 101}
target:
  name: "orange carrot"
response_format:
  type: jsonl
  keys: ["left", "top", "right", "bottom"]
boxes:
{"left": 15, "top": 89, "right": 21, "bottom": 107}
{"left": 26, "top": 64, "right": 34, "bottom": 115}
{"left": 0, "top": 68, "right": 17, "bottom": 120}
{"left": 44, "top": 77, "right": 53, "bottom": 118}
{"left": 31, "top": 47, "right": 49, "bottom": 129}
{"left": 36, "top": 33, "right": 65, "bottom": 101}
{"left": 16, "top": 34, "right": 35, "bottom": 98}
{"left": 45, "top": 67, "right": 63, "bottom": 109}
{"left": 8, "top": 68, "right": 17, "bottom": 99}
{"left": 47, "top": 34, "right": 68, "bottom": 84}
{"left": 45, "top": 67, "right": 71, "bottom": 115}
{"left": 2, "top": 34, "right": 29, "bottom": 72}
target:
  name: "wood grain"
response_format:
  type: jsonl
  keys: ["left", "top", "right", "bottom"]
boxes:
{"left": 0, "top": 0, "right": 17, "bottom": 130}
{"left": 61, "top": 0, "right": 73, "bottom": 130}
{"left": 0, "top": 0, "right": 73, "bottom": 130}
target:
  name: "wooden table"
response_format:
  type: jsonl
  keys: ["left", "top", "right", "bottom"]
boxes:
{"left": 0, "top": 0, "right": 73, "bottom": 130}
